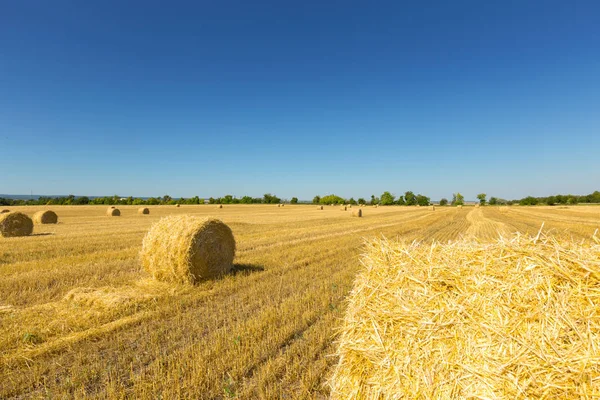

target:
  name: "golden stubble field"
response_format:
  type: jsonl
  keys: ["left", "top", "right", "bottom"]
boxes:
{"left": 1, "top": 204, "right": 599, "bottom": 399}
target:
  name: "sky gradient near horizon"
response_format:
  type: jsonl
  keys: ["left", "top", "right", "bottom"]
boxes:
{"left": 1, "top": 1, "right": 599, "bottom": 201}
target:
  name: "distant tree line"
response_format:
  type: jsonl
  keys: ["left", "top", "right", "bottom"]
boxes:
{"left": 2, "top": 191, "right": 599, "bottom": 207}
{"left": 0, "top": 193, "right": 284, "bottom": 206}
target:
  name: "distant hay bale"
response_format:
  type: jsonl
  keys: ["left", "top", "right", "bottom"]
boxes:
{"left": 176, "top": 204, "right": 180, "bottom": 208}
{"left": 348, "top": 204, "right": 352, "bottom": 208}
{"left": 330, "top": 233, "right": 600, "bottom": 399}
{"left": 217, "top": 204, "right": 223, "bottom": 209}
{"left": 475, "top": 203, "right": 481, "bottom": 208}
{"left": 318, "top": 205, "right": 323, "bottom": 210}
{"left": 341, "top": 206, "right": 347, "bottom": 211}
{"left": 106, "top": 208, "right": 120, "bottom": 217}
{"left": 1, "top": 209, "right": 10, "bottom": 214}
{"left": 430, "top": 206, "right": 435, "bottom": 211}
{"left": 278, "top": 204, "right": 281, "bottom": 207}
{"left": 33, "top": 210, "right": 58, "bottom": 224}
{"left": 138, "top": 207, "right": 150, "bottom": 215}
{"left": 0, "top": 212, "right": 34, "bottom": 237}
{"left": 281, "top": 203, "right": 284, "bottom": 207}
{"left": 457, "top": 204, "right": 463, "bottom": 209}
{"left": 140, "top": 215, "right": 236, "bottom": 284}
{"left": 110, "top": 206, "right": 116, "bottom": 209}
{"left": 352, "top": 209, "right": 362, "bottom": 217}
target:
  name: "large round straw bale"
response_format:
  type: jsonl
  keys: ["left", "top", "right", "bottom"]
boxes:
{"left": 107, "top": 208, "right": 120, "bottom": 216}
{"left": 352, "top": 209, "right": 362, "bottom": 217}
{"left": 1, "top": 209, "right": 10, "bottom": 214}
{"left": 140, "top": 215, "right": 236, "bottom": 283}
{"left": 176, "top": 204, "right": 180, "bottom": 208}
{"left": 0, "top": 212, "right": 34, "bottom": 237}
{"left": 318, "top": 205, "right": 323, "bottom": 210}
{"left": 138, "top": 207, "right": 150, "bottom": 215}
{"left": 217, "top": 204, "right": 223, "bottom": 209}
{"left": 33, "top": 210, "right": 58, "bottom": 224}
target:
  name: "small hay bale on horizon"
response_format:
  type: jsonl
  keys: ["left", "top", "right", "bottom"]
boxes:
{"left": 33, "top": 210, "right": 58, "bottom": 224}
{"left": 138, "top": 207, "right": 150, "bottom": 215}
{"left": 0, "top": 212, "right": 34, "bottom": 237}
{"left": 352, "top": 209, "right": 362, "bottom": 217}
{"left": 341, "top": 206, "right": 347, "bottom": 211}
{"left": 430, "top": 206, "right": 436, "bottom": 211}
{"left": 1, "top": 209, "right": 10, "bottom": 214}
{"left": 107, "top": 208, "right": 120, "bottom": 217}
{"left": 217, "top": 204, "right": 223, "bottom": 209}
{"left": 330, "top": 232, "right": 600, "bottom": 399}
{"left": 318, "top": 205, "right": 323, "bottom": 210}
{"left": 176, "top": 204, "right": 180, "bottom": 208}
{"left": 140, "top": 215, "right": 236, "bottom": 284}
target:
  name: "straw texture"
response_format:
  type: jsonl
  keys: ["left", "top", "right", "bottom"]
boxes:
{"left": 33, "top": 210, "right": 58, "bottom": 224}
{"left": 106, "top": 208, "right": 120, "bottom": 216}
{"left": 140, "top": 215, "right": 236, "bottom": 284}
{"left": 0, "top": 212, "right": 34, "bottom": 237}
{"left": 331, "top": 231, "right": 600, "bottom": 399}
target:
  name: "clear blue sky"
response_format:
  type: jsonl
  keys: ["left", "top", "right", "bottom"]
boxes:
{"left": 1, "top": 1, "right": 599, "bottom": 201}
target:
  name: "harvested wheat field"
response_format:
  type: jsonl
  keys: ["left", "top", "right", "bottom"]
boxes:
{"left": 1, "top": 205, "right": 599, "bottom": 398}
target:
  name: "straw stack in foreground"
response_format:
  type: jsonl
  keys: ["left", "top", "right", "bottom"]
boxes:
{"left": 330, "top": 232, "right": 600, "bottom": 399}
{"left": 140, "top": 215, "right": 236, "bottom": 284}
{"left": 33, "top": 210, "right": 58, "bottom": 224}
{"left": 0, "top": 212, "right": 34, "bottom": 237}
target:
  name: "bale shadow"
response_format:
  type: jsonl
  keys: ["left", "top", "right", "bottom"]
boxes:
{"left": 30, "top": 233, "right": 54, "bottom": 237}
{"left": 231, "top": 263, "right": 265, "bottom": 276}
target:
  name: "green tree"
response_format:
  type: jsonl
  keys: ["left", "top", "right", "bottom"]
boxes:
{"left": 452, "top": 193, "right": 464, "bottom": 206}
{"left": 415, "top": 194, "right": 430, "bottom": 206}
{"left": 348, "top": 197, "right": 357, "bottom": 205}
{"left": 439, "top": 198, "right": 448, "bottom": 206}
{"left": 320, "top": 194, "right": 345, "bottom": 205}
{"left": 263, "top": 193, "right": 281, "bottom": 204}
{"left": 357, "top": 198, "right": 366, "bottom": 205}
{"left": 380, "top": 191, "right": 396, "bottom": 206}
{"left": 240, "top": 196, "right": 253, "bottom": 204}
{"left": 312, "top": 195, "right": 321, "bottom": 204}
{"left": 404, "top": 191, "right": 416, "bottom": 206}
{"left": 488, "top": 197, "right": 498, "bottom": 205}
{"left": 290, "top": 197, "right": 298, "bottom": 204}
{"left": 476, "top": 193, "right": 487, "bottom": 206}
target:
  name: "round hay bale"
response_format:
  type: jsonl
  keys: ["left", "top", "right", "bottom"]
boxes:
{"left": 341, "top": 206, "right": 347, "bottom": 211}
{"left": 278, "top": 204, "right": 281, "bottom": 207}
{"left": 0, "top": 212, "right": 34, "bottom": 237}
{"left": 348, "top": 205, "right": 352, "bottom": 208}
{"left": 138, "top": 207, "right": 150, "bottom": 215}
{"left": 318, "top": 205, "right": 323, "bottom": 210}
{"left": 140, "top": 215, "right": 236, "bottom": 283}
{"left": 1, "top": 209, "right": 10, "bottom": 214}
{"left": 352, "top": 209, "right": 362, "bottom": 217}
{"left": 176, "top": 204, "right": 180, "bottom": 208}
{"left": 430, "top": 206, "right": 436, "bottom": 211}
{"left": 457, "top": 205, "right": 463, "bottom": 209}
{"left": 33, "top": 210, "right": 58, "bottom": 224}
{"left": 107, "top": 208, "right": 120, "bottom": 217}
{"left": 217, "top": 204, "right": 223, "bottom": 209}
{"left": 281, "top": 204, "right": 284, "bottom": 207}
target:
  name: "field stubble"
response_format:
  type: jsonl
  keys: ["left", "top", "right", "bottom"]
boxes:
{"left": 1, "top": 204, "right": 599, "bottom": 398}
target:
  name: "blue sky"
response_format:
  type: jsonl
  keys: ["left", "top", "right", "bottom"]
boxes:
{"left": 1, "top": 1, "right": 599, "bottom": 201}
